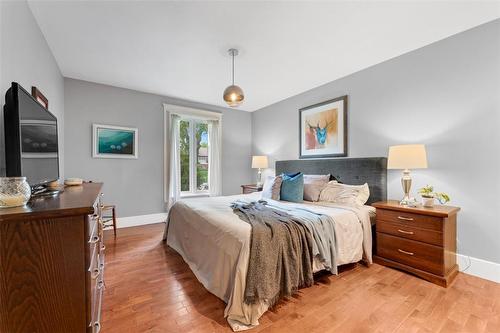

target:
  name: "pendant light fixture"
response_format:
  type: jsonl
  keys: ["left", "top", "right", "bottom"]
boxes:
{"left": 223, "top": 48, "right": 244, "bottom": 107}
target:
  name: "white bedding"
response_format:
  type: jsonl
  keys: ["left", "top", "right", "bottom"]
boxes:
{"left": 164, "top": 193, "right": 373, "bottom": 331}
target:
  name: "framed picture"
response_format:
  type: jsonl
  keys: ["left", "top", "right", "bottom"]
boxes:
{"left": 31, "top": 86, "right": 48, "bottom": 109}
{"left": 92, "top": 124, "right": 138, "bottom": 159}
{"left": 299, "top": 95, "right": 347, "bottom": 158}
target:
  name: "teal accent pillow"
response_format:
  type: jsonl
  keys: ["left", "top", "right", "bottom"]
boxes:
{"left": 280, "top": 172, "right": 304, "bottom": 203}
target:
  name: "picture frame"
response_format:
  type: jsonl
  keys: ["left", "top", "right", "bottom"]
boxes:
{"left": 92, "top": 124, "right": 138, "bottom": 159}
{"left": 299, "top": 95, "right": 348, "bottom": 159}
{"left": 31, "top": 86, "right": 48, "bottom": 109}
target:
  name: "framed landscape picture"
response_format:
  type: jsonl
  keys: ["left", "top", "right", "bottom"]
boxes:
{"left": 92, "top": 124, "right": 138, "bottom": 159}
{"left": 299, "top": 95, "right": 347, "bottom": 158}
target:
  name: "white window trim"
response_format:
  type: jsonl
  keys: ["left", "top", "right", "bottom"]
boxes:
{"left": 163, "top": 104, "right": 222, "bottom": 201}
{"left": 163, "top": 104, "right": 222, "bottom": 121}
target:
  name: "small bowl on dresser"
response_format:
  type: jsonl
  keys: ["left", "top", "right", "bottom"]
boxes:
{"left": 65, "top": 178, "right": 83, "bottom": 186}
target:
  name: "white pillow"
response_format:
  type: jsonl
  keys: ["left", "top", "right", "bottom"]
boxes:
{"left": 261, "top": 175, "right": 282, "bottom": 200}
{"left": 319, "top": 181, "right": 370, "bottom": 207}
{"left": 303, "top": 174, "right": 330, "bottom": 202}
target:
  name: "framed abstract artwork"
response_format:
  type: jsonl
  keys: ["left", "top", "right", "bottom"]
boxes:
{"left": 92, "top": 124, "right": 138, "bottom": 159}
{"left": 299, "top": 95, "right": 347, "bottom": 158}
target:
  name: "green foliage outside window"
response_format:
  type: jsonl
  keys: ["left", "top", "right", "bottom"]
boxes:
{"left": 180, "top": 120, "right": 190, "bottom": 191}
{"left": 180, "top": 120, "right": 209, "bottom": 192}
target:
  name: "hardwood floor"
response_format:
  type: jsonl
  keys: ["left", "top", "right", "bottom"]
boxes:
{"left": 102, "top": 223, "right": 500, "bottom": 333}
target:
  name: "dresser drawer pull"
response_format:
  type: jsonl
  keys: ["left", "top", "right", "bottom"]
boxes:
{"left": 397, "top": 249, "right": 414, "bottom": 256}
{"left": 91, "top": 268, "right": 100, "bottom": 279}
{"left": 397, "top": 216, "right": 414, "bottom": 221}
{"left": 93, "top": 321, "right": 101, "bottom": 333}
{"left": 89, "top": 235, "right": 100, "bottom": 244}
{"left": 397, "top": 229, "right": 414, "bottom": 235}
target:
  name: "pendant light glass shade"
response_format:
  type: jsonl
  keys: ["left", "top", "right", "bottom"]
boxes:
{"left": 223, "top": 48, "right": 244, "bottom": 107}
{"left": 223, "top": 85, "right": 244, "bottom": 107}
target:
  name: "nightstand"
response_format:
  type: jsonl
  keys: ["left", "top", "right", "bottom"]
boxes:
{"left": 372, "top": 200, "right": 460, "bottom": 287}
{"left": 241, "top": 184, "right": 263, "bottom": 194}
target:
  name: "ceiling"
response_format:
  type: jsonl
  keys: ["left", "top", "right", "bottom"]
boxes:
{"left": 28, "top": 1, "right": 500, "bottom": 112}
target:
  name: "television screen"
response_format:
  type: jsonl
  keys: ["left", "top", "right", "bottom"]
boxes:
{"left": 4, "top": 82, "right": 59, "bottom": 186}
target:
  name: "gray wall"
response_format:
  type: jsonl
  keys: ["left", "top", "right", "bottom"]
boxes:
{"left": 0, "top": 0, "right": 64, "bottom": 177}
{"left": 252, "top": 19, "right": 500, "bottom": 264}
{"left": 64, "top": 78, "right": 252, "bottom": 217}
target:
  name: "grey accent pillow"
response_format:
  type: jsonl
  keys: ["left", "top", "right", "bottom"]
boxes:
{"left": 261, "top": 175, "right": 283, "bottom": 200}
{"left": 303, "top": 174, "right": 330, "bottom": 202}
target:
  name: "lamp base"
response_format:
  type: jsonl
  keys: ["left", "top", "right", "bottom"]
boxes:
{"left": 256, "top": 169, "right": 263, "bottom": 187}
{"left": 399, "top": 169, "right": 414, "bottom": 206}
{"left": 400, "top": 196, "right": 417, "bottom": 206}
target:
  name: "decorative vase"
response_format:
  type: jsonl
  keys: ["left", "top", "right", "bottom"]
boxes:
{"left": 422, "top": 196, "right": 435, "bottom": 208}
{"left": 0, "top": 177, "right": 31, "bottom": 208}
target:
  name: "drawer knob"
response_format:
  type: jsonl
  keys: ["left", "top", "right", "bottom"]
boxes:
{"left": 89, "top": 235, "right": 100, "bottom": 244}
{"left": 397, "top": 229, "right": 414, "bottom": 235}
{"left": 398, "top": 249, "right": 414, "bottom": 256}
{"left": 91, "top": 268, "right": 100, "bottom": 279}
{"left": 397, "top": 216, "right": 414, "bottom": 221}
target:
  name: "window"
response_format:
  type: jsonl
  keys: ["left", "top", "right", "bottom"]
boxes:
{"left": 179, "top": 119, "right": 209, "bottom": 195}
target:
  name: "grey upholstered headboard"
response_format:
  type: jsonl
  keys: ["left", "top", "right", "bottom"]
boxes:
{"left": 275, "top": 157, "right": 387, "bottom": 205}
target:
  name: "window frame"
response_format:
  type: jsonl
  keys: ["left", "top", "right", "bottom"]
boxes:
{"left": 163, "top": 104, "right": 222, "bottom": 203}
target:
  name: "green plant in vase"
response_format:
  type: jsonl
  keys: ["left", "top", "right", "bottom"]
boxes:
{"left": 418, "top": 185, "right": 450, "bottom": 207}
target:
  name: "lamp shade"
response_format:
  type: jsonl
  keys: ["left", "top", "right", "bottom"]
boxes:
{"left": 387, "top": 144, "right": 428, "bottom": 170}
{"left": 252, "top": 155, "right": 268, "bottom": 169}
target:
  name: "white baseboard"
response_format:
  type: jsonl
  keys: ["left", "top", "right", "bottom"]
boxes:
{"left": 116, "top": 213, "right": 168, "bottom": 229}
{"left": 458, "top": 254, "right": 500, "bottom": 283}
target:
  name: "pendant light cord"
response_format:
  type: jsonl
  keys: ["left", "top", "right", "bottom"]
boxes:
{"left": 231, "top": 51, "right": 235, "bottom": 85}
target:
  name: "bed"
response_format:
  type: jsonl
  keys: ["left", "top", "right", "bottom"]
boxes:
{"left": 164, "top": 157, "right": 387, "bottom": 331}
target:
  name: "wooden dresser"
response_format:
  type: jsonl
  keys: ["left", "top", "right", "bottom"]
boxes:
{"left": 241, "top": 184, "right": 263, "bottom": 194}
{"left": 372, "top": 200, "right": 460, "bottom": 287}
{"left": 0, "top": 183, "right": 105, "bottom": 333}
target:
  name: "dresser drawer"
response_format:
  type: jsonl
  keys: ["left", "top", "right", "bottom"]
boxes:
{"left": 88, "top": 243, "right": 100, "bottom": 278}
{"left": 88, "top": 217, "right": 99, "bottom": 244}
{"left": 88, "top": 252, "right": 104, "bottom": 329}
{"left": 377, "top": 233, "right": 443, "bottom": 275}
{"left": 377, "top": 208, "right": 443, "bottom": 231}
{"left": 377, "top": 220, "right": 443, "bottom": 246}
{"left": 90, "top": 277, "right": 104, "bottom": 333}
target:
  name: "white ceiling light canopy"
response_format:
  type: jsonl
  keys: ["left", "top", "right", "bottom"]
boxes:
{"left": 223, "top": 48, "right": 245, "bottom": 108}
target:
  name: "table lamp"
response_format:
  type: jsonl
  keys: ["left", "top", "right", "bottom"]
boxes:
{"left": 251, "top": 155, "right": 268, "bottom": 187}
{"left": 387, "top": 144, "right": 428, "bottom": 205}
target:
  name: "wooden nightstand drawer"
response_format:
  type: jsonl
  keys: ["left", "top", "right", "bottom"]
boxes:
{"left": 377, "top": 208, "right": 442, "bottom": 232}
{"left": 241, "top": 184, "right": 262, "bottom": 194}
{"left": 377, "top": 220, "right": 443, "bottom": 246}
{"left": 377, "top": 233, "right": 443, "bottom": 276}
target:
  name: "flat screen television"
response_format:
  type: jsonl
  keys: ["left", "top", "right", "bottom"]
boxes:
{"left": 4, "top": 82, "right": 59, "bottom": 187}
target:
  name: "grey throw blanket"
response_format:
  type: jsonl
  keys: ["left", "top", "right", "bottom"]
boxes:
{"left": 266, "top": 202, "right": 338, "bottom": 274}
{"left": 230, "top": 200, "right": 314, "bottom": 307}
